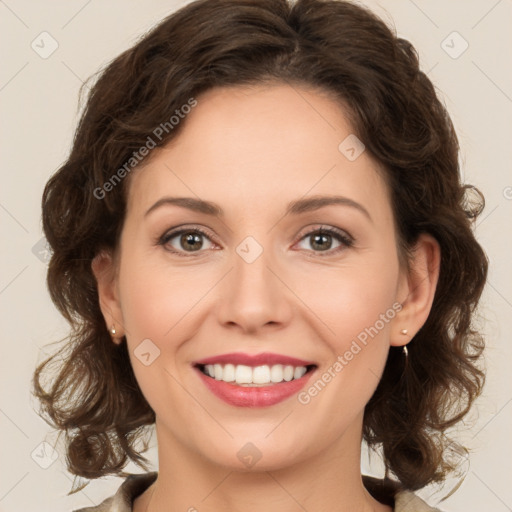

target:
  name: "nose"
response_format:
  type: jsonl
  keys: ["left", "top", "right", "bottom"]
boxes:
{"left": 216, "top": 240, "right": 293, "bottom": 334}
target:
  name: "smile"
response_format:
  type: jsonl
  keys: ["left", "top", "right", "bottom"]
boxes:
{"left": 192, "top": 352, "right": 317, "bottom": 407}
{"left": 198, "top": 363, "right": 313, "bottom": 385}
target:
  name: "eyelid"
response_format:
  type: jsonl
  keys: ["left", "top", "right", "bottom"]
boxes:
{"left": 157, "top": 223, "right": 354, "bottom": 256}
{"left": 293, "top": 224, "right": 354, "bottom": 256}
{"left": 157, "top": 225, "right": 219, "bottom": 256}
{"left": 296, "top": 224, "right": 353, "bottom": 243}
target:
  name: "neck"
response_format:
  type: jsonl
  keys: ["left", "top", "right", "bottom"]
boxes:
{"left": 134, "top": 419, "right": 392, "bottom": 512}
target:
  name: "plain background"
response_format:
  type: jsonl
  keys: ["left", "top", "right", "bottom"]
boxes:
{"left": 0, "top": 1, "right": 511, "bottom": 511}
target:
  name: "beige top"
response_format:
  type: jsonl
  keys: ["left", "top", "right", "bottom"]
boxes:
{"left": 73, "top": 472, "right": 442, "bottom": 512}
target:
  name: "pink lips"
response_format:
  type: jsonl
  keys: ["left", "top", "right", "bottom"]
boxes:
{"left": 193, "top": 352, "right": 316, "bottom": 367}
{"left": 192, "top": 352, "right": 317, "bottom": 408}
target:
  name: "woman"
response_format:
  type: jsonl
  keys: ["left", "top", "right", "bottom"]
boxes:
{"left": 32, "top": 0, "right": 488, "bottom": 511}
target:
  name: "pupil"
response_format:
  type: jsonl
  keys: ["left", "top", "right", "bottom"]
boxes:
{"left": 312, "top": 233, "right": 331, "bottom": 251}
{"left": 182, "top": 233, "right": 202, "bottom": 250}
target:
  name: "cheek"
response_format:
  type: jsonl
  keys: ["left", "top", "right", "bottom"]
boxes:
{"left": 116, "top": 253, "right": 224, "bottom": 401}
{"left": 116, "top": 256, "right": 204, "bottom": 416}
{"left": 295, "top": 254, "right": 399, "bottom": 346}
{"left": 118, "top": 255, "right": 210, "bottom": 343}
{"left": 294, "top": 255, "right": 399, "bottom": 407}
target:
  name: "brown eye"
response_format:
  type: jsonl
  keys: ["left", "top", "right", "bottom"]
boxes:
{"left": 159, "top": 227, "right": 216, "bottom": 256}
{"left": 177, "top": 232, "right": 205, "bottom": 251}
{"left": 296, "top": 227, "right": 353, "bottom": 256}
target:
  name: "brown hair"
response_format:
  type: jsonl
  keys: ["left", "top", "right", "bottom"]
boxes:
{"left": 32, "top": 0, "right": 488, "bottom": 494}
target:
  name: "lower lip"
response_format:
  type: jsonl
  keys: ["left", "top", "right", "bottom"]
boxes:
{"left": 194, "top": 367, "right": 315, "bottom": 407}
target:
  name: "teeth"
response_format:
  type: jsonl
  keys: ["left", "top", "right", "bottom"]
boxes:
{"left": 283, "top": 365, "right": 294, "bottom": 381}
{"left": 270, "top": 364, "right": 284, "bottom": 383}
{"left": 253, "top": 365, "right": 270, "bottom": 384}
{"left": 223, "top": 363, "right": 235, "bottom": 382}
{"left": 235, "top": 364, "right": 252, "bottom": 384}
{"left": 202, "top": 363, "right": 309, "bottom": 386}
{"left": 294, "top": 366, "right": 306, "bottom": 379}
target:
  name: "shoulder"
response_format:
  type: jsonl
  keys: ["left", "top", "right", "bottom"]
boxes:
{"left": 73, "top": 496, "right": 114, "bottom": 512}
{"left": 395, "top": 489, "right": 443, "bottom": 511}
{"left": 363, "top": 475, "right": 444, "bottom": 512}
{"left": 72, "top": 472, "right": 158, "bottom": 512}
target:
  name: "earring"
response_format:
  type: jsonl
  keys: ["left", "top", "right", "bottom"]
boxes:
{"left": 110, "top": 325, "right": 117, "bottom": 336}
{"left": 401, "top": 330, "right": 409, "bottom": 359}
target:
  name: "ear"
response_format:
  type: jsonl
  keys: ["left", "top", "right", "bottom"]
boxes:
{"left": 91, "top": 250, "right": 125, "bottom": 344}
{"left": 390, "top": 233, "right": 441, "bottom": 347}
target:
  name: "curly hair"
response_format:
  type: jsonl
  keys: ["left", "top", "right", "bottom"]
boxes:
{"left": 32, "top": 0, "right": 488, "bottom": 494}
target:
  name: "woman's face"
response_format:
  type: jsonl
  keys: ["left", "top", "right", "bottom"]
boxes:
{"left": 102, "top": 83, "right": 412, "bottom": 471}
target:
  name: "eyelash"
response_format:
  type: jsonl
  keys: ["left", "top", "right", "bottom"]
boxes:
{"left": 157, "top": 225, "right": 354, "bottom": 258}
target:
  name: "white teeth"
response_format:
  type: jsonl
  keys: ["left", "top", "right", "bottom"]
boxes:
{"left": 235, "top": 364, "right": 252, "bottom": 384}
{"left": 252, "top": 365, "right": 271, "bottom": 384}
{"left": 294, "top": 366, "right": 307, "bottom": 379}
{"left": 201, "top": 363, "right": 310, "bottom": 385}
{"left": 270, "top": 364, "right": 284, "bottom": 383}
{"left": 283, "top": 365, "right": 294, "bottom": 382}
{"left": 223, "top": 363, "right": 235, "bottom": 382}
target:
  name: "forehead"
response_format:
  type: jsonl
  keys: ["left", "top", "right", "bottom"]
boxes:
{"left": 126, "top": 84, "right": 390, "bottom": 221}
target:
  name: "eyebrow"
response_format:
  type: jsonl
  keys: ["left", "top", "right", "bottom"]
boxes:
{"left": 145, "top": 194, "right": 372, "bottom": 222}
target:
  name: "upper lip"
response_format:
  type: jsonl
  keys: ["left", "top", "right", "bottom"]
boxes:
{"left": 193, "top": 352, "right": 316, "bottom": 367}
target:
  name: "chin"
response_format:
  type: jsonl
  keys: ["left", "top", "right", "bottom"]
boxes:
{"left": 196, "top": 433, "right": 315, "bottom": 473}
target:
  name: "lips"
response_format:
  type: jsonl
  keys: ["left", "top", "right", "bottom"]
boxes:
{"left": 192, "top": 352, "right": 317, "bottom": 407}
{"left": 192, "top": 352, "right": 316, "bottom": 367}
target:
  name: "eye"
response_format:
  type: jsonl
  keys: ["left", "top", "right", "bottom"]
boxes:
{"left": 295, "top": 225, "right": 354, "bottom": 256}
{"left": 158, "top": 226, "right": 217, "bottom": 256}
{"left": 157, "top": 224, "right": 354, "bottom": 257}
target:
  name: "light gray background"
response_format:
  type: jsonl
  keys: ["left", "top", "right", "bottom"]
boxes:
{"left": 1, "top": 1, "right": 511, "bottom": 511}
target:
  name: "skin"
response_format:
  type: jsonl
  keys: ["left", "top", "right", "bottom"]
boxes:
{"left": 93, "top": 83, "right": 440, "bottom": 512}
